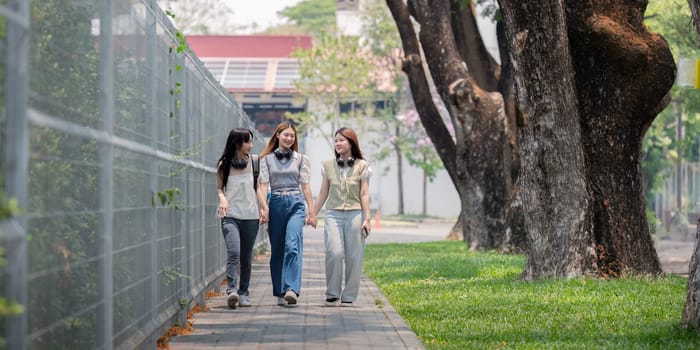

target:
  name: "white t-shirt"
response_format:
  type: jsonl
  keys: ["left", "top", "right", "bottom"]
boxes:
{"left": 223, "top": 172, "right": 259, "bottom": 220}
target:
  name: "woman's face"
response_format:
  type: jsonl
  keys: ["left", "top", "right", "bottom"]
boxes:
{"left": 334, "top": 134, "right": 351, "bottom": 156}
{"left": 240, "top": 137, "right": 253, "bottom": 154}
{"left": 277, "top": 127, "right": 296, "bottom": 150}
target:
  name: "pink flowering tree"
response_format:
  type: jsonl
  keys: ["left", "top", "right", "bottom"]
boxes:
{"left": 397, "top": 108, "right": 451, "bottom": 215}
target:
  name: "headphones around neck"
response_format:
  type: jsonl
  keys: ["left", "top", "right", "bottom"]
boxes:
{"left": 230, "top": 156, "right": 248, "bottom": 169}
{"left": 274, "top": 149, "right": 292, "bottom": 160}
{"left": 336, "top": 157, "right": 355, "bottom": 168}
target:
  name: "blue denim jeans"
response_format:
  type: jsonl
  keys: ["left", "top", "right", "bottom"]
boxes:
{"left": 221, "top": 217, "right": 259, "bottom": 296}
{"left": 268, "top": 193, "right": 305, "bottom": 297}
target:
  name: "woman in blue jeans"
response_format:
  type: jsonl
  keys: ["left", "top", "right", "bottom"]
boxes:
{"left": 216, "top": 128, "right": 260, "bottom": 309}
{"left": 257, "top": 122, "right": 315, "bottom": 306}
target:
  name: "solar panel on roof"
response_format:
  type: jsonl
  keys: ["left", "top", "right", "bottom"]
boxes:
{"left": 202, "top": 58, "right": 300, "bottom": 92}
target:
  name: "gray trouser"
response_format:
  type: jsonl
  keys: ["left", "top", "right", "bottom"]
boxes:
{"left": 221, "top": 217, "right": 259, "bottom": 295}
{"left": 324, "top": 209, "right": 365, "bottom": 302}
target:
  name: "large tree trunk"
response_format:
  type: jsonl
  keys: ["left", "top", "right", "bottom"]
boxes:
{"left": 498, "top": 0, "right": 596, "bottom": 278}
{"left": 416, "top": 0, "right": 511, "bottom": 250}
{"left": 387, "top": 0, "right": 513, "bottom": 250}
{"left": 565, "top": 0, "right": 673, "bottom": 275}
{"left": 497, "top": 0, "right": 673, "bottom": 278}
{"left": 682, "top": 217, "right": 700, "bottom": 333}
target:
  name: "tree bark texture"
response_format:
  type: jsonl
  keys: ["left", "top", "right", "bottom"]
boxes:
{"left": 496, "top": 20, "right": 527, "bottom": 250}
{"left": 688, "top": 0, "right": 700, "bottom": 41}
{"left": 565, "top": 0, "right": 674, "bottom": 275}
{"left": 682, "top": 217, "right": 700, "bottom": 333}
{"left": 387, "top": 0, "right": 514, "bottom": 250}
{"left": 498, "top": 0, "right": 596, "bottom": 278}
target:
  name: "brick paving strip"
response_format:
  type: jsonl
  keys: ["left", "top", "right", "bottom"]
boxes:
{"left": 169, "top": 226, "right": 425, "bottom": 350}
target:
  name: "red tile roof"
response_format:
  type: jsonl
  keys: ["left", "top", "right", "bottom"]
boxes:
{"left": 186, "top": 35, "right": 312, "bottom": 58}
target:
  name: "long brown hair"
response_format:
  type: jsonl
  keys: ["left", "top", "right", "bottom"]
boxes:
{"left": 334, "top": 127, "right": 364, "bottom": 160}
{"left": 260, "top": 121, "right": 298, "bottom": 158}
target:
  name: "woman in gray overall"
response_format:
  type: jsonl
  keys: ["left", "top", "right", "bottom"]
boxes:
{"left": 257, "top": 122, "right": 315, "bottom": 306}
{"left": 311, "top": 127, "right": 372, "bottom": 307}
{"left": 216, "top": 128, "right": 260, "bottom": 309}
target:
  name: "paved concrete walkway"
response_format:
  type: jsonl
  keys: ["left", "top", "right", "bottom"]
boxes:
{"left": 168, "top": 224, "right": 441, "bottom": 350}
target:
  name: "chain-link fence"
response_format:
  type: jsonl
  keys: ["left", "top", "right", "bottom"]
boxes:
{"left": 1, "top": 1, "right": 266, "bottom": 349}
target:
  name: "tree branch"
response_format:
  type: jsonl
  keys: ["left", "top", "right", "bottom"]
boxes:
{"left": 688, "top": 0, "right": 700, "bottom": 41}
{"left": 385, "top": 0, "right": 457, "bottom": 174}
{"left": 450, "top": 0, "right": 500, "bottom": 91}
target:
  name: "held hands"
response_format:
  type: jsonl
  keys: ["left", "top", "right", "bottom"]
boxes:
{"left": 259, "top": 207, "right": 269, "bottom": 224}
{"left": 306, "top": 213, "right": 317, "bottom": 228}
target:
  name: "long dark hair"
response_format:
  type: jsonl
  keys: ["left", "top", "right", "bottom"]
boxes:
{"left": 260, "top": 121, "right": 298, "bottom": 158}
{"left": 334, "top": 127, "right": 364, "bottom": 160}
{"left": 217, "top": 128, "right": 253, "bottom": 189}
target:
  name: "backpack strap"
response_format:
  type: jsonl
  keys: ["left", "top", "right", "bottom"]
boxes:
{"left": 252, "top": 154, "right": 259, "bottom": 190}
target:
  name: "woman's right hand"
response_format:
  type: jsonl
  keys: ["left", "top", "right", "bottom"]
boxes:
{"left": 217, "top": 199, "right": 228, "bottom": 218}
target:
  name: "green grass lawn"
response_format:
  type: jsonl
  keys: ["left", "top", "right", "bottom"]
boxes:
{"left": 364, "top": 241, "right": 700, "bottom": 349}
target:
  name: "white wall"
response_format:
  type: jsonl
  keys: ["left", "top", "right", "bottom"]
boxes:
{"left": 372, "top": 155, "right": 460, "bottom": 217}
{"left": 336, "top": 10, "right": 363, "bottom": 37}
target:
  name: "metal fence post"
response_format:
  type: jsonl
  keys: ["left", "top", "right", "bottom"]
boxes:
{"left": 177, "top": 53, "right": 189, "bottom": 312}
{"left": 146, "top": 3, "right": 159, "bottom": 333}
{"left": 2, "top": 0, "right": 30, "bottom": 348}
{"left": 98, "top": 0, "right": 115, "bottom": 348}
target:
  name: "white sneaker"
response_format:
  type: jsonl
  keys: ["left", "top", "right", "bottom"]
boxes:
{"left": 284, "top": 290, "right": 298, "bottom": 305}
{"left": 227, "top": 293, "right": 239, "bottom": 309}
{"left": 340, "top": 301, "right": 353, "bottom": 307}
{"left": 239, "top": 295, "right": 251, "bottom": 307}
{"left": 277, "top": 297, "right": 287, "bottom": 306}
{"left": 324, "top": 298, "right": 338, "bottom": 307}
